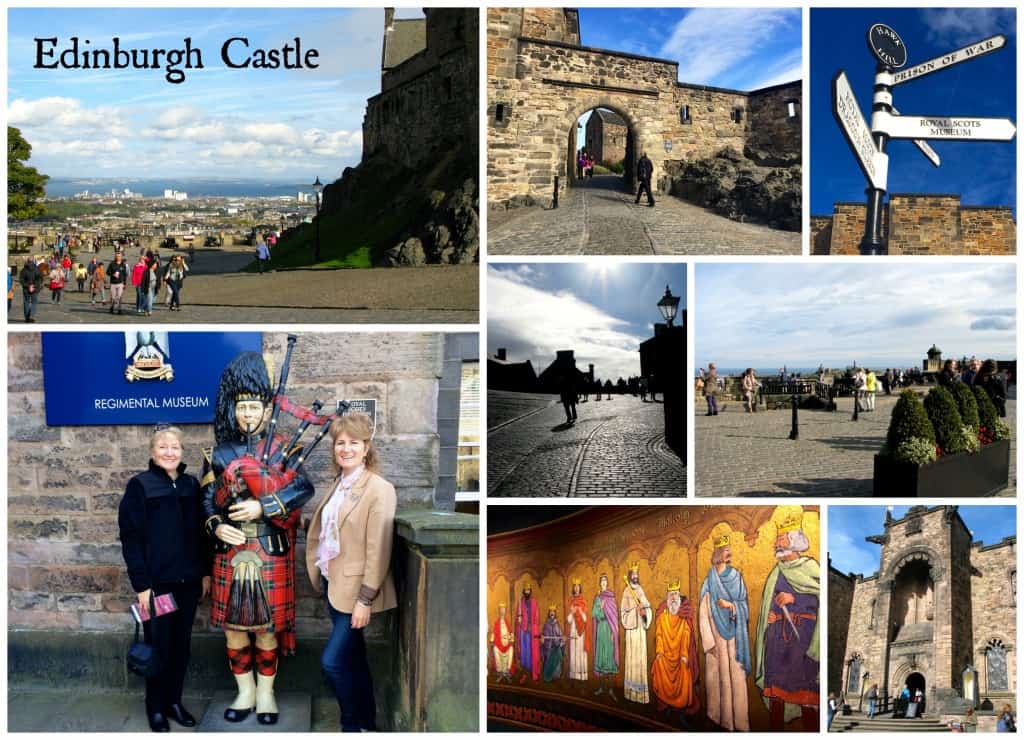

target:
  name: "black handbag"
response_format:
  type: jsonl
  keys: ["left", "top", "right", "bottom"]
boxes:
{"left": 127, "top": 593, "right": 162, "bottom": 678}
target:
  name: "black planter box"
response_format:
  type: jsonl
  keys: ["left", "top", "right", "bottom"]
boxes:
{"left": 873, "top": 438, "right": 1010, "bottom": 497}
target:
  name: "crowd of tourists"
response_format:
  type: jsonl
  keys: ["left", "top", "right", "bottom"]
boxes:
{"left": 12, "top": 247, "right": 191, "bottom": 322}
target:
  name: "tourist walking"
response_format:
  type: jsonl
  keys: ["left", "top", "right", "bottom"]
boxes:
{"left": 973, "top": 359, "right": 1007, "bottom": 418}
{"left": 118, "top": 426, "right": 209, "bottom": 733}
{"left": 704, "top": 364, "right": 719, "bottom": 416}
{"left": 938, "top": 359, "right": 960, "bottom": 388}
{"left": 256, "top": 239, "right": 271, "bottom": 274}
{"left": 108, "top": 253, "right": 127, "bottom": 315}
{"left": 559, "top": 373, "right": 578, "bottom": 424}
{"left": 741, "top": 368, "right": 761, "bottom": 413}
{"left": 132, "top": 255, "right": 148, "bottom": 314}
{"left": 305, "top": 413, "right": 397, "bottom": 732}
{"left": 997, "top": 704, "right": 1016, "bottom": 732}
{"left": 164, "top": 255, "right": 187, "bottom": 311}
{"left": 19, "top": 257, "right": 42, "bottom": 323}
{"left": 865, "top": 369, "right": 877, "bottom": 411}
{"left": 827, "top": 693, "right": 837, "bottom": 729}
{"left": 866, "top": 683, "right": 878, "bottom": 719}
{"left": 853, "top": 367, "right": 867, "bottom": 413}
{"left": 142, "top": 259, "right": 160, "bottom": 316}
{"left": 90, "top": 262, "right": 107, "bottom": 306}
{"left": 635, "top": 151, "right": 655, "bottom": 207}
{"left": 75, "top": 263, "right": 87, "bottom": 292}
{"left": 48, "top": 263, "right": 66, "bottom": 304}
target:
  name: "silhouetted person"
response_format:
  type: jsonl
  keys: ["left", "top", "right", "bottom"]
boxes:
{"left": 648, "top": 374, "right": 658, "bottom": 402}
{"left": 560, "top": 374, "right": 578, "bottom": 424}
{"left": 635, "top": 152, "right": 655, "bottom": 207}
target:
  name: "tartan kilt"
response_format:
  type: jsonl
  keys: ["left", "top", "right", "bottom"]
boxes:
{"left": 210, "top": 512, "right": 301, "bottom": 652}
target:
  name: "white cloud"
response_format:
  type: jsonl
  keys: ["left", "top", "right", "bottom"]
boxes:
{"left": 829, "top": 530, "right": 880, "bottom": 576}
{"left": 659, "top": 9, "right": 799, "bottom": 87}
{"left": 8, "top": 96, "right": 129, "bottom": 136}
{"left": 919, "top": 8, "right": 1014, "bottom": 46}
{"left": 488, "top": 267, "right": 645, "bottom": 382}
{"left": 302, "top": 128, "right": 362, "bottom": 157}
{"left": 34, "top": 138, "right": 124, "bottom": 156}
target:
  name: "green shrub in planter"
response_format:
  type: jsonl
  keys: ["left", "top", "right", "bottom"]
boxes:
{"left": 924, "top": 386, "right": 967, "bottom": 454}
{"left": 893, "top": 437, "right": 938, "bottom": 465}
{"left": 973, "top": 385, "right": 1000, "bottom": 435}
{"left": 951, "top": 382, "right": 981, "bottom": 432}
{"left": 993, "top": 418, "right": 1011, "bottom": 441}
{"left": 885, "top": 389, "right": 935, "bottom": 453}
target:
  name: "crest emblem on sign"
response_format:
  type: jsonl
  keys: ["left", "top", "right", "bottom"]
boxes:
{"left": 124, "top": 331, "right": 174, "bottom": 382}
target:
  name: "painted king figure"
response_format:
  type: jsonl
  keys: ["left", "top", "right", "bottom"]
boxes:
{"left": 202, "top": 351, "right": 315, "bottom": 725}
{"left": 754, "top": 514, "right": 820, "bottom": 732}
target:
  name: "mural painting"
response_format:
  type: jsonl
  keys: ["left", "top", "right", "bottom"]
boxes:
{"left": 487, "top": 505, "right": 820, "bottom": 732}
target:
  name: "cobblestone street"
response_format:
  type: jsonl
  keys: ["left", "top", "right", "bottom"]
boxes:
{"left": 488, "top": 391, "right": 686, "bottom": 497}
{"left": 488, "top": 175, "right": 800, "bottom": 255}
{"left": 696, "top": 390, "right": 1016, "bottom": 497}
{"left": 9, "top": 245, "right": 478, "bottom": 324}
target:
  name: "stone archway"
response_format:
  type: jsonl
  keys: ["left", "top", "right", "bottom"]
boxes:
{"left": 565, "top": 103, "right": 639, "bottom": 191}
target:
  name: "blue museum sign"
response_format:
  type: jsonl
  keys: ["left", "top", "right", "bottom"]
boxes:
{"left": 41, "top": 332, "right": 262, "bottom": 425}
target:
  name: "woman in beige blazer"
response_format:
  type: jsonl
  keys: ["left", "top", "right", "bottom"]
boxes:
{"left": 305, "top": 412, "right": 396, "bottom": 731}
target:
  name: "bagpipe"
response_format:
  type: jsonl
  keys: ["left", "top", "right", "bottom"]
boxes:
{"left": 219, "top": 334, "right": 351, "bottom": 507}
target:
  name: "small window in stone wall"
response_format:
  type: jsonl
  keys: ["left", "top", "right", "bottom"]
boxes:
{"left": 680, "top": 105, "right": 691, "bottom": 125}
{"left": 495, "top": 103, "right": 507, "bottom": 123}
{"left": 731, "top": 107, "right": 744, "bottom": 124}
{"left": 786, "top": 99, "right": 800, "bottom": 119}
{"left": 986, "top": 639, "right": 1009, "bottom": 692}
{"left": 906, "top": 517, "right": 923, "bottom": 535}
{"left": 847, "top": 655, "right": 862, "bottom": 694}
{"left": 1012, "top": 569, "right": 1017, "bottom": 604}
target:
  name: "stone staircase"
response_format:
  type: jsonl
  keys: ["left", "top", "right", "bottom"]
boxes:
{"left": 830, "top": 713, "right": 949, "bottom": 733}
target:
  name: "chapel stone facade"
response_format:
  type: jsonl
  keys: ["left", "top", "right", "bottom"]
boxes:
{"left": 830, "top": 506, "right": 1016, "bottom": 719}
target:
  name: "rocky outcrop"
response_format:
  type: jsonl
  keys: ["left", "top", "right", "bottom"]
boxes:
{"left": 664, "top": 146, "right": 800, "bottom": 232}
{"left": 383, "top": 178, "right": 479, "bottom": 267}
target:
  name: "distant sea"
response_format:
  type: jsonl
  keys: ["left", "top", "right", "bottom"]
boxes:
{"left": 47, "top": 178, "right": 312, "bottom": 199}
{"left": 704, "top": 365, "right": 918, "bottom": 377}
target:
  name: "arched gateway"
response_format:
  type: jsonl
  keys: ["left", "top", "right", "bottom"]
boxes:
{"left": 486, "top": 7, "right": 801, "bottom": 207}
{"left": 830, "top": 506, "right": 1017, "bottom": 719}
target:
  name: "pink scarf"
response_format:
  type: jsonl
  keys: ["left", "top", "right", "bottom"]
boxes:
{"left": 315, "top": 466, "right": 364, "bottom": 578}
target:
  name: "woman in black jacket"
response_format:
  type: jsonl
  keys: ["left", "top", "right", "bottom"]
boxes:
{"left": 118, "top": 426, "right": 210, "bottom": 732}
{"left": 974, "top": 359, "right": 1008, "bottom": 418}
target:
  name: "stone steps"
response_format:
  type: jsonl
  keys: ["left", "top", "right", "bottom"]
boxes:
{"left": 831, "top": 714, "right": 948, "bottom": 733}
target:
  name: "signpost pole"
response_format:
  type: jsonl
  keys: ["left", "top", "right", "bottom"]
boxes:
{"left": 860, "top": 64, "right": 893, "bottom": 255}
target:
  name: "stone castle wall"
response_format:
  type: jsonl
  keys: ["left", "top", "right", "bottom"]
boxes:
{"left": 971, "top": 539, "right": 1017, "bottom": 695}
{"left": 813, "top": 195, "right": 1015, "bottom": 255}
{"left": 364, "top": 8, "right": 479, "bottom": 171}
{"left": 585, "top": 116, "right": 626, "bottom": 164}
{"left": 828, "top": 563, "right": 856, "bottom": 696}
{"left": 8, "top": 331, "right": 446, "bottom": 637}
{"left": 745, "top": 81, "right": 802, "bottom": 157}
{"left": 487, "top": 8, "right": 801, "bottom": 206}
{"left": 521, "top": 7, "right": 580, "bottom": 44}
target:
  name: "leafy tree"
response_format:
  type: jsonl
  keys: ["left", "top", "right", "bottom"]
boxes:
{"left": 885, "top": 389, "right": 935, "bottom": 451}
{"left": 8, "top": 127, "right": 48, "bottom": 221}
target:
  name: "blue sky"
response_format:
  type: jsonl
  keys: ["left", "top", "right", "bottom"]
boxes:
{"left": 8, "top": 8, "right": 423, "bottom": 180}
{"left": 696, "top": 263, "right": 1015, "bottom": 370}
{"left": 830, "top": 506, "right": 1016, "bottom": 575}
{"left": 578, "top": 8, "right": 802, "bottom": 91}
{"left": 811, "top": 8, "right": 1016, "bottom": 214}
{"left": 488, "top": 263, "right": 687, "bottom": 382}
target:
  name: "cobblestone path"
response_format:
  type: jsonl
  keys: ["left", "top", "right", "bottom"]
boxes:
{"left": 696, "top": 391, "right": 1016, "bottom": 497}
{"left": 488, "top": 175, "right": 800, "bottom": 256}
{"left": 488, "top": 392, "right": 686, "bottom": 497}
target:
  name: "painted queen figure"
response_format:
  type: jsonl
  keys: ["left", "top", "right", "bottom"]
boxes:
{"left": 201, "top": 350, "right": 316, "bottom": 725}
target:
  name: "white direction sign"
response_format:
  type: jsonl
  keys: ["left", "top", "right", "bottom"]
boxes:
{"left": 891, "top": 35, "right": 1006, "bottom": 86}
{"left": 874, "top": 111, "right": 1016, "bottom": 142}
{"left": 832, "top": 70, "right": 888, "bottom": 189}
{"left": 891, "top": 105, "right": 939, "bottom": 167}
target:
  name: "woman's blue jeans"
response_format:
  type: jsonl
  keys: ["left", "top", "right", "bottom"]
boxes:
{"left": 322, "top": 598, "right": 376, "bottom": 732}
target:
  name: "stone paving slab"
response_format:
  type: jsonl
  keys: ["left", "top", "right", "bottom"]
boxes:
{"left": 696, "top": 392, "right": 1016, "bottom": 498}
{"left": 488, "top": 393, "right": 686, "bottom": 497}
{"left": 197, "top": 690, "right": 311, "bottom": 732}
{"left": 488, "top": 175, "right": 800, "bottom": 256}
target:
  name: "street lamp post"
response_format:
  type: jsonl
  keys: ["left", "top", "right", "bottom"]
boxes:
{"left": 312, "top": 176, "right": 323, "bottom": 263}
{"left": 657, "top": 285, "right": 680, "bottom": 326}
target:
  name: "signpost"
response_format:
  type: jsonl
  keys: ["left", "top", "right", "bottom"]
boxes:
{"left": 891, "top": 35, "right": 1006, "bottom": 85}
{"left": 830, "top": 24, "right": 1015, "bottom": 255}
{"left": 874, "top": 111, "right": 1016, "bottom": 142}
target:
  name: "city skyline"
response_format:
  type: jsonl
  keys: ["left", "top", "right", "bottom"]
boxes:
{"left": 8, "top": 8, "right": 423, "bottom": 180}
